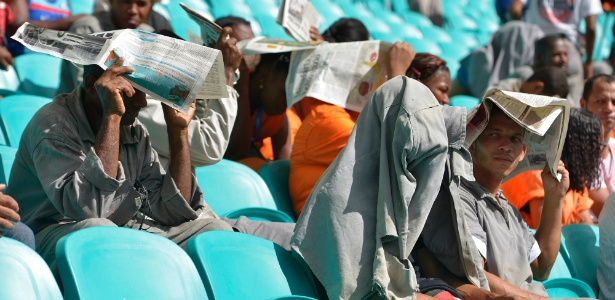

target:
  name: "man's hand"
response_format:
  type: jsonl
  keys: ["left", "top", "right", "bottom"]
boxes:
{"left": 0, "top": 46, "right": 14, "bottom": 71}
{"left": 217, "top": 27, "right": 242, "bottom": 86}
{"left": 0, "top": 184, "right": 20, "bottom": 235}
{"left": 541, "top": 160, "right": 569, "bottom": 200}
{"left": 94, "top": 57, "right": 135, "bottom": 118}
{"left": 388, "top": 42, "right": 416, "bottom": 78}
{"left": 583, "top": 61, "right": 593, "bottom": 80}
{"left": 310, "top": 26, "right": 324, "bottom": 42}
{"left": 162, "top": 101, "right": 196, "bottom": 131}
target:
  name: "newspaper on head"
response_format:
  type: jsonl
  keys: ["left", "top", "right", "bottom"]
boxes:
{"left": 237, "top": 36, "right": 321, "bottom": 55}
{"left": 465, "top": 88, "right": 570, "bottom": 181}
{"left": 11, "top": 22, "right": 228, "bottom": 113}
{"left": 286, "top": 40, "right": 392, "bottom": 112}
{"left": 276, "top": 0, "right": 322, "bottom": 42}
{"left": 179, "top": 2, "right": 221, "bottom": 47}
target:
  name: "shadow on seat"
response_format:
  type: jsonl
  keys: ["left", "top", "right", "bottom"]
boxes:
{"left": 259, "top": 159, "right": 297, "bottom": 221}
{"left": 56, "top": 226, "right": 209, "bottom": 300}
{"left": 0, "top": 94, "right": 52, "bottom": 147}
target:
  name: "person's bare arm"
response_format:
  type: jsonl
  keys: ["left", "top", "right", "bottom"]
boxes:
{"left": 531, "top": 161, "right": 569, "bottom": 280}
{"left": 0, "top": 184, "right": 20, "bottom": 236}
{"left": 92, "top": 58, "right": 135, "bottom": 178}
{"left": 484, "top": 271, "right": 543, "bottom": 299}
{"left": 589, "top": 187, "right": 609, "bottom": 216}
{"left": 163, "top": 102, "right": 196, "bottom": 202}
{"left": 509, "top": 0, "right": 525, "bottom": 20}
{"left": 578, "top": 208, "right": 595, "bottom": 224}
{"left": 309, "top": 26, "right": 324, "bottom": 42}
{"left": 584, "top": 15, "right": 598, "bottom": 79}
{"left": 272, "top": 115, "right": 292, "bottom": 160}
{"left": 388, "top": 41, "right": 416, "bottom": 79}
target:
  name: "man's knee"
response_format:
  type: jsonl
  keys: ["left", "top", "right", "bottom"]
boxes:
{"left": 193, "top": 218, "right": 233, "bottom": 233}
{"left": 72, "top": 218, "right": 117, "bottom": 230}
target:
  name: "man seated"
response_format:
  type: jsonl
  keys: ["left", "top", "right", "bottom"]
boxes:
{"left": 494, "top": 66, "right": 569, "bottom": 98}
{"left": 434, "top": 105, "right": 568, "bottom": 298}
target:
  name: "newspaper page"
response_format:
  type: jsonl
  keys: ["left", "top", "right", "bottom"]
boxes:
{"left": 465, "top": 88, "right": 570, "bottom": 181}
{"left": 12, "top": 23, "right": 228, "bottom": 113}
{"left": 237, "top": 36, "right": 321, "bottom": 55}
{"left": 276, "top": 0, "right": 322, "bottom": 42}
{"left": 180, "top": 2, "right": 221, "bottom": 47}
{"left": 286, "top": 40, "right": 391, "bottom": 112}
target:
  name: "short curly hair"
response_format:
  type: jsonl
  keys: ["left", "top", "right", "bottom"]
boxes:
{"left": 562, "top": 108, "right": 602, "bottom": 192}
{"left": 405, "top": 53, "right": 449, "bottom": 82}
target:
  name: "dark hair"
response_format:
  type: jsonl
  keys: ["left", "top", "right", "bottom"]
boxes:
{"left": 83, "top": 64, "right": 105, "bottom": 83}
{"left": 562, "top": 108, "right": 602, "bottom": 192}
{"left": 535, "top": 33, "right": 567, "bottom": 56}
{"left": 405, "top": 53, "right": 449, "bottom": 82}
{"left": 526, "top": 66, "right": 569, "bottom": 97}
{"left": 215, "top": 16, "right": 251, "bottom": 28}
{"left": 583, "top": 74, "right": 615, "bottom": 101}
{"left": 255, "top": 52, "right": 291, "bottom": 74}
{"left": 321, "top": 18, "right": 369, "bottom": 43}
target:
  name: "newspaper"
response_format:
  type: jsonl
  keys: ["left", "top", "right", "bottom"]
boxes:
{"left": 276, "top": 0, "right": 322, "bottom": 42}
{"left": 237, "top": 36, "right": 321, "bottom": 55}
{"left": 465, "top": 88, "right": 570, "bottom": 181}
{"left": 180, "top": 2, "right": 221, "bottom": 47}
{"left": 286, "top": 40, "right": 392, "bottom": 112}
{"left": 11, "top": 22, "right": 228, "bottom": 113}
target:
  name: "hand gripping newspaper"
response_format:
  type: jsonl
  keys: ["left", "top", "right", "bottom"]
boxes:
{"left": 466, "top": 88, "right": 570, "bottom": 181}
{"left": 276, "top": 0, "right": 322, "bottom": 42}
{"left": 11, "top": 22, "right": 228, "bottom": 113}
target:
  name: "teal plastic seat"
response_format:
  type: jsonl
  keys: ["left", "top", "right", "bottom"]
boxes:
{"left": 0, "top": 94, "right": 52, "bottom": 148}
{"left": 255, "top": 15, "right": 293, "bottom": 39}
{"left": 164, "top": 0, "right": 207, "bottom": 41}
{"left": 195, "top": 159, "right": 294, "bottom": 222}
{"left": 0, "top": 145, "right": 17, "bottom": 185}
{"left": 542, "top": 278, "right": 596, "bottom": 298}
{"left": 186, "top": 231, "right": 319, "bottom": 300}
{"left": 0, "top": 66, "right": 21, "bottom": 96}
{"left": 420, "top": 26, "right": 452, "bottom": 44}
{"left": 56, "top": 227, "right": 209, "bottom": 300}
{"left": 14, "top": 53, "right": 63, "bottom": 98}
{"left": 0, "top": 237, "right": 63, "bottom": 300}
{"left": 439, "top": 42, "right": 470, "bottom": 61}
{"left": 259, "top": 160, "right": 297, "bottom": 220}
{"left": 211, "top": 1, "right": 253, "bottom": 20}
{"left": 561, "top": 224, "right": 600, "bottom": 295}
{"left": 450, "top": 95, "right": 480, "bottom": 110}
{"left": 400, "top": 10, "right": 433, "bottom": 28}
{"left": 404, "top": 37, "right": 442, "bottom": 56}
{"left": 69, "top": 0, "right": 96, "bottom": 15}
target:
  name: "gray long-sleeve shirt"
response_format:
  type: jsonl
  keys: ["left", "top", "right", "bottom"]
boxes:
{"left": 7, "top": 88, "right": 217, "bottom": 233}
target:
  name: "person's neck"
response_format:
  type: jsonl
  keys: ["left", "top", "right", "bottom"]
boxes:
{"left": 473, "top": 170, "right": 503, "bottom": 198}
{"left": 248, "top": 70, "right": 263, "bottom": 114}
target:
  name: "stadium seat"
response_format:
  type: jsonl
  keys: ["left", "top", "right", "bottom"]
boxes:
{"left": 420, "top": 26, "right": 452, "bottom": 44}
{"left": 0, "top": 94, "right": 52, "bottom": 148}
{"left": 259, "top": 160, "right": 297, "bottom": 220}
{"left": 194, "top": 159, "right": 294, "bottom": 222}
{"left": 0, "top": 145, "right": 17, "bottom": 185}
{"left": 404, "top": 37, "right": 442, "bottom": 56}
{"left": 450, "top": 95, "right": 480, "bottom": 110}
{"left": 447, "top": 30, "right": 480, "bottom": 50}
{"left": 542, "top": 278, "right": 596, "bottom": 298}
{"left": 164, "top": 1, "right": 207, "bottom": 41}
{"left": 0, "top": 237, "right": 63, "bottom": 300}
{"left": 561, "top": 224, "right": 600, "bottom": 295}
{"left": 0, "top": 66, "right": 21, "bottom": 97}
{"left": 254, "top": 14, "right": 293, "bottom": 39}
{"left": 186, "top": 231, "right": 319, "bottom": 300}
{"left": 439, "top": 42, "right": 471, "bottom": 61}
{"left": 14, "top": 53, "right": 63, "bottom": 98}
{"left": 400, "top": 10, "right": 433, "bottom": 29}
{"left": 211, "top": 1, "right": 253, "bottom": 21}
{"left": 56, "top": 227, "right": 209, "bottom": 300}
{"left": 69, "top": 0, "right": 96, "bottom": 15}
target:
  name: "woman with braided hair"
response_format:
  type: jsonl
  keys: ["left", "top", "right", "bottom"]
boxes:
{"left": 406, "top": 53, "right": 452, "bottom": 105}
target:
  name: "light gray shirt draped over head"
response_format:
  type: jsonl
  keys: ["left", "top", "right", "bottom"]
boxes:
{"left": 7, "top": 88, "right": 217, "bottom": 234}
{"left": 291, "top": 76, "right": 449, "bottom": 299}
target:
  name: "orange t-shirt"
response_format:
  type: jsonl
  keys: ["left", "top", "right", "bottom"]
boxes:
{"left": 250, "top": 107, "right": 286, "bottom": 161}
{"left": 611, "top": 127, "right": 615, "bottom": 139}
{"left": 259, "top": 108, "right": 302, "bottom": 161}
{"left": 289, "top": 98, "right": 359, "bottom": 215}
{"left": 500, "top": 170, "right": 594, "bottom": 229}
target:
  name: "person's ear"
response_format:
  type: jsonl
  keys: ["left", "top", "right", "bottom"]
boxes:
{"left": 580, "top": 98, "right": 587, "bottom": 109}
{"left": 521, "top": 80, "right": 544, "bottom": 95}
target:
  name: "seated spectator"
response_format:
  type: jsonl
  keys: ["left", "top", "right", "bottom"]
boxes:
{"left": 406, "top": 53, "right": 451, "bottom": 105}
{"left": 310, "top": 17, "right": 369, "bottom": 43}
{"left": 8, "top": 47, "right": 293, "bottom": 279}
{"left": 494, "top": 65, "right": 569, "bottom": 97}
{"left": 599, "top": 192, "right": 615, "bottom": 300}
{"left": 291, "top": 76, "right": 457, "bottom": 299}
{"left": 505, "top": 34, "right": 584, "bottom": 103}
{"left": 58, "top": 0, "right": 172, "bottom": 94}
{"left": 215, "top": 16, "right": 254, "bottom": 41}
{"left": 581, "top": 74, "right": 615, "bottom": 216}
{"left": 408, "top": 0, "right": 444, "bottom": 26}
{"left": 501, "top": 108, "right": 601, "bottom": 228}
{"left": 1, "top": 183, "right": 34, "bottom": 249}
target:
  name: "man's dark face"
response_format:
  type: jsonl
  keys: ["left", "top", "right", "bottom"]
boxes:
{"left": 111, "top": 0, "right": 153, "bottom": 29}
{"left": 231, "top": 24, "right": 255, "bottom": 41}
{"left": 537, "top": 39, "right": 568, "bottom": 71}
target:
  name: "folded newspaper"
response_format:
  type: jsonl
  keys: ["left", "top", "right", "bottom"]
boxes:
{"left": 276, "top": 0, "right": 322, "bottom": 42}
{"left": 179, "top": 2, "right": 221, "bottom": 47}
{"left": 11, "top": 22, "right": 228, "bottom": 113}
{"left": 465, "top": 88, "right": 570, "bottom": 181}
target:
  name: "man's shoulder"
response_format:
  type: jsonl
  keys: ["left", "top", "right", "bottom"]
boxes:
{"left": 25, "top": 94, "right": 77, "bottom": 141}
{"left": 69, "top": 11, "right": 108, "bottom": 33}
{"left": 459, "top": 177, "right": 483, "bottom": 201}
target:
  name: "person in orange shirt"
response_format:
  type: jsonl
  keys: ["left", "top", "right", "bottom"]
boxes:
{"left": 501, "top": 108, "right": 602, "bottom": 228}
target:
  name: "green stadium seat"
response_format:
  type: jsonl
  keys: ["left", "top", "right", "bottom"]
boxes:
{"left": 69, "top": 0, "right": 95, "bottom": 15}
{"left": 420, "top": 26, "right": 452, "bottom": 44}
{"left": 561, "top": 224, "right": 600, "bottom": 295}
{"left": 186, "top": 231, "right": 319, "bottom": 300}
{"left": 440, "top": 42, "right": 471, "bottom": 61}
{"left": 259, "top": 160, "right": 297, "bottom": 221}
{"left": 255, "top": 15, "right": 293, "bottom": 39}
{"left": 56, "top": 227, "right": 209, "bottom": 300}
{"left": 450, "top": 95, "right": 480, "bottom": 110}
{"left": 14, "top": 53, "right": 62, "bottom": 98}
{"left": 404, "top": 37, "right": 442, "bottom": 56}
{"left": 0, "top": 237, "right": 62, "bottom": 300}
{"left": 400, "top": 10, "right": 433, "bottom": 29}
{"left": 0, "top": 66, "right": 21, "bottom": 96}
{"left": 0, "top": 94, "right": 52, "bottom": 148}
{"left": 211, "top": 1, "right": 253, "bottom": 20}
{"left": 542, "top": 278, "right": 596, "bottom": 298}
{"left": 0, "top": 145, "right": 17, "bottom": 185}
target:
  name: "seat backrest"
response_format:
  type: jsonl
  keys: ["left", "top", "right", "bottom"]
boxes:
{"left": 56, "top": 226, "right": 208, "bottom": 300}
{"left": 259, "top": 160, "right": 297, "bottom": 220}
{"left": 186, "top": 231, "right": 318, "bottom": 300}
{"left": 0, "top": 65, "right": 21, "bottom": 93}
{"left": 0, "top": 237, "right": 63, "bottom": 300}
{"left": 195, "top": 159, "right": 276, "bottom": 217}
{"left": 14, "top": 53, "right": 63, "bottom": 98}
{"left": 561, "top": 224, "right": 600, "bottom": 295}
{"left": 68, "top": 0, "right": 96, "bottom": 14}
{"left": 0, "top": 94, "right": 52, "bottom": 147}
{"left": 0, "top": 145, "right": 17, "bottom": 185}
{"left": 542, "top": 278, "right": 596, "bottom": 299}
